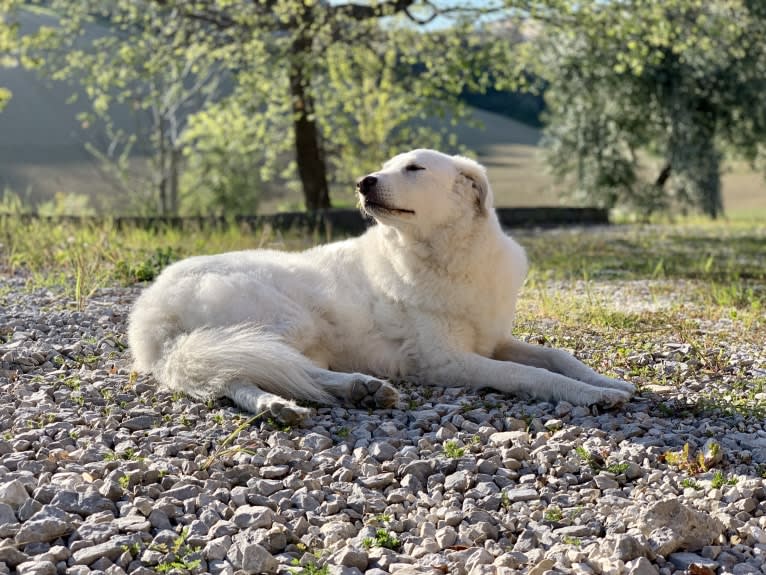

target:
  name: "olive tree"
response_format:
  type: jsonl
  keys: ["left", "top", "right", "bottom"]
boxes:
{"left": 529, "top": 0, "right": 766, "bottom": 218}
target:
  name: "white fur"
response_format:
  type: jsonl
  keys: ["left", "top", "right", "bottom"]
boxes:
{"left": 128, "top": 149, "right": 634, "bottom": 423}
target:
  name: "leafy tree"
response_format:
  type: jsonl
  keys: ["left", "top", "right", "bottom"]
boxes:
{"left": 0, "top": 0, "right": 19, "bottom": 110}
{"left": 528, "top": 0, "right": 766, "bottom": 218}
{"left": 155, "top": 0, "right": 516, "bottom": 211}
{"left": 18, "top": 0, "right": 518, "bottom": 214}
{"left": 24, "top": 0, "right": 229, "bottom": 215}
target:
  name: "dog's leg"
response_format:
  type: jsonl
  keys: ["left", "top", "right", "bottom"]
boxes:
{"left": 493, "top": 339, "right": 635, "bottom": 394}
{"left": 227, "top": 381, "right": 313, "bottom": 426}
{"left": 426, "top": 352, "right": 632, "bottom": 407}
{"left": 309, "top": 368, "right": 400, "bottom": 409}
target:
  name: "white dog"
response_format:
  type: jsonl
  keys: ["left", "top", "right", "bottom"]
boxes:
{"left": 128, "top": 149, "right": 634, "bottom": 423}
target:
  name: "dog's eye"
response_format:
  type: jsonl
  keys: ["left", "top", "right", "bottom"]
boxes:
{"left": 405, "top": 165, "right": 425, "bottom": 172}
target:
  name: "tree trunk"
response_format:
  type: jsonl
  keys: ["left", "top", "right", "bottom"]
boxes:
{"left": 289, "top": 33, "right": 330, "bottom": 211}
{"left": 158, "top": 119, "right": 168, "bottom": 215}
{"left": 654, "top": 162, "right": 672, "bottom": 190}
{"left": 169, "top": 147, "right": 181, "bottom": 215}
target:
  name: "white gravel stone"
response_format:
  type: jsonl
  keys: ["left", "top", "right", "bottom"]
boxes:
{"left": 0, "top": 480, "right": 30, "bottom": 510}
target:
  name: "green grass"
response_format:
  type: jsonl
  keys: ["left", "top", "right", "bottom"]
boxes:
{"left": 0, "top": 217, "right": 322, "bottom": 303}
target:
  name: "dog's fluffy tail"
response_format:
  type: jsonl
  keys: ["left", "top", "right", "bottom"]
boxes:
{"left": 139, "top": 324, "right": 334, "bottom": 409}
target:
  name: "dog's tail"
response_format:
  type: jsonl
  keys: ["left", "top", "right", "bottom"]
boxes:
{"left": 131, "top": 323, "right": 335, "bottom": 409}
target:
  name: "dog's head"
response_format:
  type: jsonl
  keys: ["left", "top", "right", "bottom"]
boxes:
{"left": 357, "top": 149, "right": 493, "bottom": 233}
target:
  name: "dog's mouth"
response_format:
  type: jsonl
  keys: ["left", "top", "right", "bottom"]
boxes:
{"left": 362, "top": 199, "right": 415, "bottom": 217}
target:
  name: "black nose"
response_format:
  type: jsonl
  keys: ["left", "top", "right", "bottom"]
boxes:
{"left": 357, "top": 175, "right": 377, "bottom": 196}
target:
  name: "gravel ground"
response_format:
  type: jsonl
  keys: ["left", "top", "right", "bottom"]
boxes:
{"left": 1, "top": 277, "right": 766, "bottom": 575}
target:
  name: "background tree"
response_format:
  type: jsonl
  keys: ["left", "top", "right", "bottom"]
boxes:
{"left": 0, "top": 0, "right": 19, "bottom": 110}
{"left": 26, "top": 0, "right": 228, "bottom": 215}
{"left": 150, "top": 0, "right": 516, "bottom": 211}
{"left": 527, "top": 0, "right": 766, "bottom": 218}
{"left": 19, "top": 0, "right": 516, "bottom": 214}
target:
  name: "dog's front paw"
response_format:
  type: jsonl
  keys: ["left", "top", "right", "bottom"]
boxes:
{"left": 349, "top": 376, "right": 400, "bottom": 409}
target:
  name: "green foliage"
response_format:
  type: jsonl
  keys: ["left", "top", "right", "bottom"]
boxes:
{"left": 710, "top": 470, "right": 738, "bottom": 489}
{"left": 362, "top": 529, "right": 401, "bottom": 551}
{"left": 531, "top": 0, "right": 766, "bottom": 218}
{"left": 443, "top": 439, "right": 465, "bottom": 459}
{"left": 0, "top": 0, "right": 19, "bottom": 111}
{"left": 605, "top": 462, "right": 630, "bottom": 475}
{"left": 681, "top": 477, "right": 703, "bottom": 491}
{"left": 15, "top": 0, "right": 520, "bottom": 214}
{"left": 544, "top": 506, "right": 563, "bottom": 522}
{"left": 22, "top": 0, "right": 230, "bottom": 215}
{"left": 115, "top": 247, "right": 178, "bottom": 284}
{"left": 155, "top": 528, "right": 202, "bottom": 573}
{"left": 37, "top": 192, "right": 95, "bottom": 216}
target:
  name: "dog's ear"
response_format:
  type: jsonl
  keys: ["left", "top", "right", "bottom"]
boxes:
{"left": 453, "top": 155, "right": 491, "bottom": 216}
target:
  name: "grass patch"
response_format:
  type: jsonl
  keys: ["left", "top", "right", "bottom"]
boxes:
{"left": 0, "top": 217, "right": 324, "bottom": 304}
{"left": 518, "top": 224, "right": 766, "bottom": 283}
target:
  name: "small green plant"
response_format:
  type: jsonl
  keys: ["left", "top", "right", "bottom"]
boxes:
{"left": 681, "top": 478, "right": 703, "bottom": 491}
{"left": 661, "top": 443, "right": 713, "bottom": 475}
{"left": 120, "top": 447, "right": 145, "bottom": 462}
{"left": 290, "top": 559, "right": 329, "bottom": 575}
{"left": 118, "top": 475, "right": 130, "bottom": 490}
{"left": 62, "top": 377, "right": 81, "bottom": 390}
{"left": 443, "top": 440, "right": 465, "bottom": 459}
{"left": 155, "top": 527, "right": 202, "bottom": 573}
{"left": 336, "top": 426, "right": 350, "bottom": 438}
{"left": 362, "top": 529, "right": 401, "bottom": 551}
{"left": 212, "top": 413, "right": 225, "bottom": 425}
{"left": 606, "top": 462, "right": 630, "bottom": 474}
{"left": 575, "top": 445, "right": 604, "bottom": 470}
{"left": 544, "top": 506, "right": 563, "bottom": 522}
{"left": 121, "top": 542, "right": 142, "bottom": 556}
{"left": 711, "top": 470, "right": 738, "bottom": 489}
{"left": 563, "top": 535, "right": 581, "bottom": 546}
{"left": 202, "top": 413, "right": 261, "bottom": 470}
{"left": 266, "top": 417, "right": 292, "bottom": 432}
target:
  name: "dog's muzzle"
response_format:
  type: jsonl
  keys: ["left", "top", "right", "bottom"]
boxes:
{"left": 356, "top": 175, "right": 377, "bottom": 197}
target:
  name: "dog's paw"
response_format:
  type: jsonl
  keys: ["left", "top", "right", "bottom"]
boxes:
{"left": 592, "top": 388, "right": 632, "bottom": 408}
{"left": 349, "top": 376, "right": 400, "bottom": 409}
{"left": 266, "top": 400, "right": 313, "bottom": 426}
{"left": 592, "top": 376, "right": 636, "bottom": 394}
